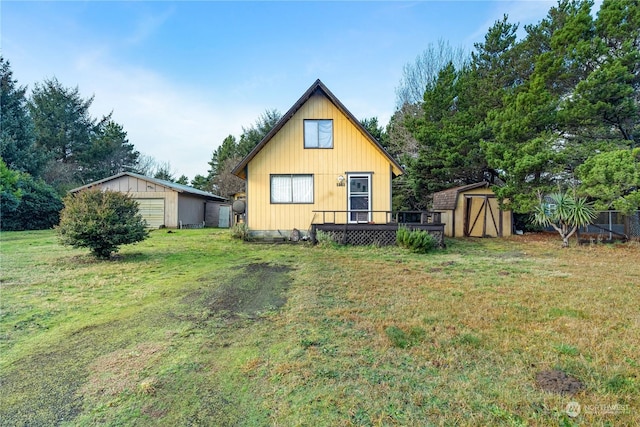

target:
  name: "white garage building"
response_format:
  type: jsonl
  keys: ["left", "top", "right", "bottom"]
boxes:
{"left": 70, "top": 172, "right": 230, "bottom": 229}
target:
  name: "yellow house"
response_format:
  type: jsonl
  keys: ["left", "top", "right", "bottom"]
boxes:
{"left": 232, "top": 79, "right": 404, "bottom": 238}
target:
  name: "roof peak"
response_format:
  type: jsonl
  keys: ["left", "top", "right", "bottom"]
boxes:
{"left": 232, "top": 79, "right": 403, "bottom": 179}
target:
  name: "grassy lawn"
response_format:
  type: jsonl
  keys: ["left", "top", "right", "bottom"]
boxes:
{"left": 1, "top": 229, "right": 638, "bottom": 426}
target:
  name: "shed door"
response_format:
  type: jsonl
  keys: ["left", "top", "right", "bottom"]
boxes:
{"left": 218, "top": 205, "right": 231, "bottom": 228}
{"left": 464, "top": 196, "right": 500, "bottom": 237}
{"left": 135, "top": 199, "right": 165, "bottom": 229}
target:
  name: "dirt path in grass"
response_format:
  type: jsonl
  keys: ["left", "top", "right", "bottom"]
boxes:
{"left": 0, "top": 262, "right": 293, "bottom": 426}
{"left": 207, "top": 262, "right": 292, "bottom": 318}
{"left": 181, "top": 262, "right": 293, "bottom": 322}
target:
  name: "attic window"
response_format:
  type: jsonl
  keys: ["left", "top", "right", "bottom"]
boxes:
{"left": 304, "top": 119, "right": 333, "bottom": 148}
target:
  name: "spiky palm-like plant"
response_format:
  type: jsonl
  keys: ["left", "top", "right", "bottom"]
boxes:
{"left": 532, "top": 192, "right": 597, "bottom": 247}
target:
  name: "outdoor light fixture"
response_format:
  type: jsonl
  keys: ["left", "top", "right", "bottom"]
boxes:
{"left": 337, "top": 175, "right": 345, "bottom": 187}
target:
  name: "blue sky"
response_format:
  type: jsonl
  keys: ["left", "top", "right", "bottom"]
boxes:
{"left": 3, "top": 1, "right": 562, "bottom": 180}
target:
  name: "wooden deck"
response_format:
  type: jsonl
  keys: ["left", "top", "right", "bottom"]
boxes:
{"left": 311, "top": 211, "right": 445, "bottom": 247}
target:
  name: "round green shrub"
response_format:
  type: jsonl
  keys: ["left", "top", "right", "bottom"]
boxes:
{"left": 57, "top": 189, "right": 149, "bottom": 259}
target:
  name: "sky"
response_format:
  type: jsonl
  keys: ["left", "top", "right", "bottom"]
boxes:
{"left": 2, "top": 0, "right": 564, "bottom": 180}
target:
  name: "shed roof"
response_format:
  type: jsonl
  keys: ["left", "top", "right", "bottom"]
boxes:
{"left": 231, "top": 79, "right": 404, "bottom": 180}
{"left": 432, "top": 182, "right": 490, "bottom": 210}
{"left": 70, "top": 172, "right": 227, "bottom": 201}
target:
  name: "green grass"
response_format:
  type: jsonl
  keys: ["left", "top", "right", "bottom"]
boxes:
{"left": 1, "top": 229, "right": 639, "bottom": 426}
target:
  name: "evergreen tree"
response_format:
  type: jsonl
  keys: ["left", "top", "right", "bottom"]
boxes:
{"left": 0, "top": 58, "right": 46, "bottom": 176}
{"left": 79, "top": 121, "right": 139, "bottom": 182}
{"left": 57, "top": 189, "right": 149, "bottom": 259}
{"left": 190, "top": 174, "right": 210, "bottom": 191}
{"left": 0, "top": 158, "right": 22, "bottom": 220}
{"left": 397, "top": 0, "right": 639, "bottom": 216}
{"left": 29, "top": 78, "right": 96, "bottom": 164}
{"left": 208, "top": 135, "right": 238, "bottom": 180}
{"left": 577, "top": 148, "right": 640, "bottom": 212}
{"left": 28, "top": 78, "right": 102, "bottom": 191}
{"left": 482, "top": 0, "right": 607, "bottom": 211}
{"left": 153, "top": 162, "right": 176, "bottom": 182}
{"left": 562, "top": 0, "right": 639, "bottom": 147}
{"left": 204, "top": 109, "right": 281, "bottom": 197}
{"left": 360, "top": 117, "right": 387, "bottom": 145}
{"left": 236, "top": 109, "right": 281, "bottom": 157}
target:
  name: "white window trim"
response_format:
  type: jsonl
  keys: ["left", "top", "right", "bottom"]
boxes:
{"left": 348, "top": 173, "right": 372, "bottom": 223}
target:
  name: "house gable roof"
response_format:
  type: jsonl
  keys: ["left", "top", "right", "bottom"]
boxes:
{"left": 70, "top": 172, "right": 227, "bottom": 201}
{"left": 231, "top": 79, "right": 404, "bottom": 179}
{"left": 432, "top": 181, "right": 490, "bottom": 210}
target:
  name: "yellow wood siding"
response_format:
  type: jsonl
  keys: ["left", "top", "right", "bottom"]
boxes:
{"left": 246, "top": 93, "right": 394, "bottom": 232}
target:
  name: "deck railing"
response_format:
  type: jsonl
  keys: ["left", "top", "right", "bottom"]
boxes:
{"left": 312, "top": 210, "right": 442, "bottom": 225}
{"left": 310, "top": 210, "right": 445, "bottom": 247}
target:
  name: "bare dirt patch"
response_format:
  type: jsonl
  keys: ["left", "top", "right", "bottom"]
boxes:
{"left": 535, "top": 370, "right": 585, "bottom": 395}
{"left": 184, "top": 263, "right": 293, "bottom": 321}
{"left": 512, "top": 232, "right": 559, "bottom": 243}
{"left": 209, "top": 263, "right": 292, "bottom": 317}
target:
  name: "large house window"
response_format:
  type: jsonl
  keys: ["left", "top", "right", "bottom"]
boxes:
{"left": 304, "top": 119, "right": 333, "bottom": 148}
{"left": 271, "top": 174, "right": 314, "bottom": 204}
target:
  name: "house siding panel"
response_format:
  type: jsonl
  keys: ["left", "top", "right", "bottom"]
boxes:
{"left": 246, "top": 93, "right": 393, "bottom": 232}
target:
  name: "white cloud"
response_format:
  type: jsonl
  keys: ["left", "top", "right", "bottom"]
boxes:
{"left": 125, "top": 7, "right": 175, "bottom": 46}
{"left": 9, "top": 47, "right": 256, "bottom": 180}
{"left": 80, "top": 61, "right": 256, "bottom": 179}
{"left": 3, "top": 4, "right": 262, "bottom": 180}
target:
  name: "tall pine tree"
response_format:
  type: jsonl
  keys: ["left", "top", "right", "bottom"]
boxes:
{"left": 0, "top": 58, "right": 46, "bottom": 176}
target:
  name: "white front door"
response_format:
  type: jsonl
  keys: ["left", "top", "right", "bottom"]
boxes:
{"left": 348, "top": 174, "right": 371, "bottom": 223}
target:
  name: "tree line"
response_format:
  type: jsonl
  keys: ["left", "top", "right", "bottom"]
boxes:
{"left": 386, "top": 0, "right": 639, "bottom": 216}
{"left": 0, "top": 52, "right": 283, "bottom": 230}
{"left": 0, "top": 58, "right": 190, "bottom": 230}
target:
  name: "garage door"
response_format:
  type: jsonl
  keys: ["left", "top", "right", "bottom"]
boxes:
{"left": 135, "top": 199, "right": 165, "bottom": 229}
